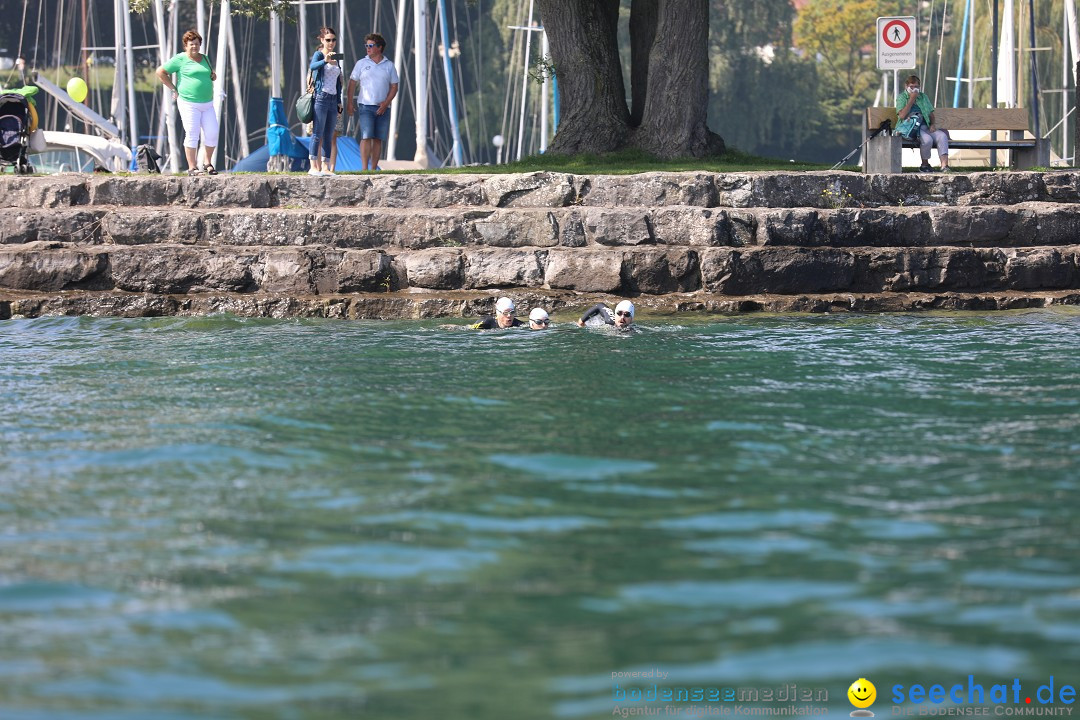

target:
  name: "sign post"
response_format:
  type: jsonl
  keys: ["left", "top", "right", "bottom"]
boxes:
{"left": 876, "top": 16, "right": 917, "bottom": 102}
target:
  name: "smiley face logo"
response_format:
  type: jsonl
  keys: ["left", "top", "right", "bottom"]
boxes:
{"left": 848, "top": 678, "right": 876, "bottom": 716}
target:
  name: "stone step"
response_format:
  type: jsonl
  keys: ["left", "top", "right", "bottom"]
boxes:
{"left": 3, "top": 242, "right": 1077, "bottom": 297}
{"left": 4, "top": 172, "right": 1079, "bottom": 319}
{"left": 3, "top": 171, "right": 1080, "bottom": 211}
{"left": 3, "top": 202, "right": 1077, "bottom": 250}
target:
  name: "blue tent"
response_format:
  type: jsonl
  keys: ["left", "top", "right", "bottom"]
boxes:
{"left": 231, "top": 96, "right": 366, "bottom": 172}
{"left": 231, "top": 136, "right": 368, "bottom": 172}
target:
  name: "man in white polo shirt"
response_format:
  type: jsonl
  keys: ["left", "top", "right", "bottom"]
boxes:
{"left": 346, "top": 33, "right": 399, "bottom": 171}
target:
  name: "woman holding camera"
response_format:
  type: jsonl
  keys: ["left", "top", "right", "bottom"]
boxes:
{"left": 307, "top": 27, "right": 344, "bottom": 176}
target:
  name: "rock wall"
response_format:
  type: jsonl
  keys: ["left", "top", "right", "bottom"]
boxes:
{"left": 2, "top": 171, "right": 1079, "bottom": 319}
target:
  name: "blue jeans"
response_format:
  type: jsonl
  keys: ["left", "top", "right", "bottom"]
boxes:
{"left": 356, "top": 104, "right": 390, "bottom": 142}
{"left": 311, "top": 93, "right": 338, "bottom": 160}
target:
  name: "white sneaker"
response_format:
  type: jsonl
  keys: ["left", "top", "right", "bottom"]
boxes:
{"left": 308, "top": 168, "right": 321, "bottom": 176}
{"left": 322, "top": 170, "right": 336, "bottom": 176}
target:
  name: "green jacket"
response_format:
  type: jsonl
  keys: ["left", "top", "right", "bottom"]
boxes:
{"left": 895, "top": 90, "right": 934, "bottom": 138}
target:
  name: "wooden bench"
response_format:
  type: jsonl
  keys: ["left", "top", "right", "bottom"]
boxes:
{"left": 862, "top": 107, "right": 1049, "bottom": 173}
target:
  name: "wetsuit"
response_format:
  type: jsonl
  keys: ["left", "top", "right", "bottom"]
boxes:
{"left": 471, "top": 316, "right": 524, "bottom": 329}
{"left": 578, "top": 304, "right": 614, "bottom": 326}
{"left": 579, "top": 303, "right": 637, "bottom": 332}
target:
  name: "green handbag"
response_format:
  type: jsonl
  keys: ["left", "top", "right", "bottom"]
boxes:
{"left": 294, "top": 71, "right": 315, "bottom": 123}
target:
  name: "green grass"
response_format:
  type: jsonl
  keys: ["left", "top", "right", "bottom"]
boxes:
{"left": 421, "top": 147, "right": 831, "bottom": 174}
{"left": 237, "top": 148, "right": 830, "bottom": 176}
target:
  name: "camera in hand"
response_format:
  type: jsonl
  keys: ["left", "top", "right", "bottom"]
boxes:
{"left": 330, "top": 52, "right": 345, "bottom": 60}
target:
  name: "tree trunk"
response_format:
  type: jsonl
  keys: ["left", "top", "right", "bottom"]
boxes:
{"left": 633, "top": 0, "right": 725, "bottom": 158}
{"left": 536, "top": 0, "right": 630, "bottom": 154}
{"left": 629, "top": 0, "right": 659, "bottom": 127}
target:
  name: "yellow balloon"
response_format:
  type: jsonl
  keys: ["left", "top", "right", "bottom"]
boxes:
{"left": 66, "top": 77, "right": 88, "bottom": 103}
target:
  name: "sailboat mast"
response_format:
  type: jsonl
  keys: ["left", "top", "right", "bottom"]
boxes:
{"left": 968, "top": 0, "right": 974, "bottom": 107}
{"left": 515, "top": 0, "right": 534, "bottom": 161}
{"left": 1066, "top": 0, "right": 1080, "bottom": 66}
{"left": 299, "top": 0, "right": 308, "bottom": 135}
{"left": 338, "top": 0, "right": 345, "bottom": 54}
{"left": 540, "top": 29, "right": 548, "bottom": 152}
{"left": 998, "top": 0, "right": 1015, "bottom": 107}
{"left": 227, "top": 15, "right": 249, "bottom": 158}
{"left": 81, "top": 0, "right": 89, "bottom": 69}
{"left": 270, "top": 10, "right": 282, "bottom": 98}
{"left": 413, "top": 0, "right": 429, "bottom": 167}
{"left": 123, "top": 0, "right": 138, "bottom": 148}
{"left": 212, "top": 0, "right": 230, "bottom": 166}
{"left": 154, "top": 0, "right": 179, "bottom": 171}
{"left": 112, "top": 0, "right": 126, "bottom": 141}
{"left": 1027, "top": 0, "right": 1040, "bottom": 135}
{"left": 388, "top": 0, "right": 408, "bottom": 161}
{"left": 437, "top": 0, "right": 463, "bottom": 165}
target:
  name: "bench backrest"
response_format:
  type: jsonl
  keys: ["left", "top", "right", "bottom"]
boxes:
{"left": 866, "top": 106, "right": 1031, "bottom": 132}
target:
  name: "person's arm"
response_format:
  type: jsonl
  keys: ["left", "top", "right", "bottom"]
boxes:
{"left": 897, "top": 90, "right": 918, "bottom": 120}
{"left": 471, "top": 317, "right": 497, "bottom": 330}
{"left": 155, "top": 66, "right": 177, "bottom": 97}
{"left": 576, "top": 304, "right": 611, "bottom": 327}
{"left": 377, "top": 83, "right": 398, "bottom": 116}
{"left": 309, "top": 51, "right": 327, "bottom": 71}
{"left": 345, "top": 78, "right": 357, "bottom": 115}
{"left": 928, "top": 110, "right": 937, "bottom": 132}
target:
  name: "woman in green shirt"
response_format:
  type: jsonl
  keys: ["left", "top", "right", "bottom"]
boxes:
{"left": 895, "top": 74, "right": 950, "bottom": 172}
{"left": 156, "top": 29, "right": 219, "bottom": 175}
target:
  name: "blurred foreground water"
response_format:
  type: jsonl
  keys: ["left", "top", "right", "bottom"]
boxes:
{"left": 1, "top": 311, "right": 1078, "bottom": 720}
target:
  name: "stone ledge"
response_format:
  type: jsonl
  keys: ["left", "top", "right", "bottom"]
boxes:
{"left": 3, "top": 170, "right": 1080, "bottom": 211}
{"left": 2, "top": 243, "right": 1077, "bottom": 296}
{"left": 3, "top": 289, "right": 1078, "bottom": 320}
{"left": 3, "top": 203, "right": 1077, "bottom": 249}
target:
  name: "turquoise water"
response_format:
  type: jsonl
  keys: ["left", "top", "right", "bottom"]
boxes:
{"left": 1, "top": 312, "right": 1078, "bottom": 720}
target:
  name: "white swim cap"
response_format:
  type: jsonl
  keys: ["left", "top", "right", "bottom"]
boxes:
{"left": 529, "top": 307, "right": 550, "bottom": 322}
{"left": 614, "top": 300, "right": 635, "bottom": 318}
{"left": 495, "top": 297, "right": 515, "bottom": 314}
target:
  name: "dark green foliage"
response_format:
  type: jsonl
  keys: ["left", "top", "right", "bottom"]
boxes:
{"left": 709, "top": 52, "right": 821, "bottom": 161}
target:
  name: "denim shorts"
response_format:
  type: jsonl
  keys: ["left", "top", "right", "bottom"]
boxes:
{"left": 356, "top": 104, "right": 390, "bottom": 142}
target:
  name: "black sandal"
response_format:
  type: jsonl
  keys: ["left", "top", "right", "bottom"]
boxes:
{"left": 204, "top": 164, "right": 218, "bottom": 175}
{"left": 187, "top": 167, "right": 204, "bottom": 176}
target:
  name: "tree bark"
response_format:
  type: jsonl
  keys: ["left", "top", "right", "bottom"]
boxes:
{"left": 537, "top": 0, "right": 630, "bottom": 154}
{"left": 629, "top": 0, "right": 659, "bottom": 127}
{"left": 632, "top": 0, "right": 725, "bottom": 158}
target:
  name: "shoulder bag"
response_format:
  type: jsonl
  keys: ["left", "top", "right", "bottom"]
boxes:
{"left": 294, "top": 70, "right": 315, "bottom": 124}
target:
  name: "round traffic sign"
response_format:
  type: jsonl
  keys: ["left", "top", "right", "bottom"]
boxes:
{"left": 876, "top": 20, "right": 911, "bottom": 48}
{"left": 882, "top": 20, "right": 911, "bottom": 48}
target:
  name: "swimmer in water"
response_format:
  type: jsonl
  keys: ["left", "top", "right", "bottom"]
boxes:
{"left": 528, "top": 307, "right": 550, "bottom": 330}
{"left": 576, "top": 299, "right": 635, "bottom": 330}
{"left": 471, "top": 297, "right": 524, "bottom": 329}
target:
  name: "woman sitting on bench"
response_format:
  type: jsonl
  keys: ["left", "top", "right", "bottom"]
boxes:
{"left": 896, "top": 75, "right": 950, "bottom": 172}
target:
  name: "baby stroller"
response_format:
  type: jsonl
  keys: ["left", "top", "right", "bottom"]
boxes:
{"left": 0, "top": 92, "right": 35, "bottom": 175}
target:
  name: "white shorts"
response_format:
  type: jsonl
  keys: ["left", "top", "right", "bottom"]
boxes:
{"left": 176, "top": 98, "right": 219, "bottom": 149}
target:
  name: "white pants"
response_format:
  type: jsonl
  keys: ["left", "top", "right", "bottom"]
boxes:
{"left": 176, "top": 98, "right": 219, "bottom": 149}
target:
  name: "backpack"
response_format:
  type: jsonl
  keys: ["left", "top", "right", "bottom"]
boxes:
{"left": 135, "top": 144, "right": 162, "bottom": 173}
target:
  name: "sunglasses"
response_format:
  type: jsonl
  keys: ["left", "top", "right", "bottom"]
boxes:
{"left": 365, "top": 43, "right": 377, "bottom": 48}
{"left": 325, "top": 37, "right": 337, "bottom": 42}
{"left": 531, "top": 319, "right": 549, "bottom": 325}
{"left": 616, "top": 311, "right": 632, "bottom": 318}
